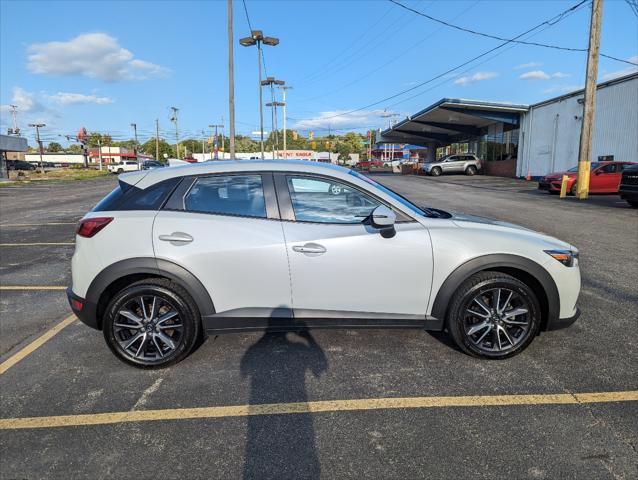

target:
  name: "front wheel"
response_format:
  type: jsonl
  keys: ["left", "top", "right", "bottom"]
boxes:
{"left": 430, "top": 167, "right": 442, "bottom": 177}
{"left": 446, "top": 271, "right": 541, "bottom": 359}
{"left": 103, "top": 278, "right": 200, "bottom": 368}
{"left": 465, "top": 165, "right": 477, "bottom": 176}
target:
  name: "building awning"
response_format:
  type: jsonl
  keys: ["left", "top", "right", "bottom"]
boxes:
{"left": 378, "top": 98, "right": 528, "bottom": 146}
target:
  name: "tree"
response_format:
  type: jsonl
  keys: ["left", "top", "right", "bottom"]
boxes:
{"left": 335, "top": 143, "right": 351, "bottom": 165}
{"left": 140, "top": 138, "right": 174, "bottom": 160}
{"left": 47, "top": 142, "right": 62, "bottom": 152}
{"left": 86, "top": 132, "right": 113, "bottom": 148}
{"left": 234, "top": 135, "right": 259, "bottom": 153}
{"left": 67, "top": 144, "right": 82, "bottom": 154}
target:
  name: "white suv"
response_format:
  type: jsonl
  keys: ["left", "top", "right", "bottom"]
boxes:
{"left": 68, "top": 160, "right": 580, "bottom": 367}
{"left": 108, "top": 160, "right": 140, "bottom": 174}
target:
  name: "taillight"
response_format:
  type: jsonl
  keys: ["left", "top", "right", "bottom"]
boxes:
{"left": 76, "top": 217, "right": 113, "bottom": 238}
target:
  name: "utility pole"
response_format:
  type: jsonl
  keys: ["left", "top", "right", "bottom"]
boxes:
{"left": 155, "top": 119, "right": 160, "bottom": 161}
{"left": 28, "top": 123, "right": 46, "bottom": 174}
{"left": 97, "top": 138, "right": 103, "bottom": 171}
{"left": 130, "top": 123, "right": 139, "bottom": 165}
{"left": 8, "top": 105, "right": 20, "bottom": 135}
{"left": 201, "top": 130, "right": 206, "bottom": 161}
{"left": 228, "top": 0, "right": 236, "bottom": 160}
{"left": 576, "top": 0, "right": 604, "bottom": 200}
{"left": 170, "top": 107, "right": 180, "bottom": 159}
{"left": 221, "top": 116, "right": 225, "bottom": 160}
{"left": 279, "top": 86, "right": 292, "bottom": 158}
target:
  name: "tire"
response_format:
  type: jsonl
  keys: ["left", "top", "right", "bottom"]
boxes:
{"left": 103, "top": 278, "right": 201, "bottom": 368}
{"left": 569, "top": 182, "right": 577, "bottom": 196}
{"left": 627, "top": 200, "right": 638, "bottom": 208}
{"left": 117, "top": 168, "right": 124, "bottom": 174}
{"left": 465, "top": 165, "right": 477, "bottom": 176}
{"left": 328, "top": 184, "right": 343, "bottom": 195}
{"left": 430, "top": 167, "right": 442, "bottom": 177}
{"left": 446, "top": 271, "right": 541, "bottom": 359}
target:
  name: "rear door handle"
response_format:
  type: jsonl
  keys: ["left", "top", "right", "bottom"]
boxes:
{"left": 158, "top": 232, "right": 193, "bottom": 245}
{"left": 292, "top": 243, "right": 327, "bottom": 255}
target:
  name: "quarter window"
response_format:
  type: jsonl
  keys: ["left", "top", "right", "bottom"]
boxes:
{"left": 287, "top": 176, "right": 381, "bottom": 224}
{"left": 185, "top": 174, "right": 267, "bottom": 218}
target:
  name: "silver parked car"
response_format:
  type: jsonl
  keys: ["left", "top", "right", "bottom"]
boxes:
{"left": 423, "top": 154, "right": 482, "bottom": 176}
{"left": 68, "top": 160, "right": 580, "bottom": 367}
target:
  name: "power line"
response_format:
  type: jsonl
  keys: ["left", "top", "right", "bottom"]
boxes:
{"left": 389, "top": 0, "right": 637, "bottom": 66}
{"left": 295, "top": 0, "right": 591, "bottom": 124}
{"left": 241, "top": 0, "right": 253, "bottom": 32}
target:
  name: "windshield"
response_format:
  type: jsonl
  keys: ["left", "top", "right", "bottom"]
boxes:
{"left": 567, "top": 162, "right": 601, "bottom": 172}
{"left": 348, "top": 170, "right": 438, "bottom": 217}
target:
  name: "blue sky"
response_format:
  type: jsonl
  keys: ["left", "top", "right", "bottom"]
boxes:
{"left": 1, "top": 0, "right": 636, "bottom": 147}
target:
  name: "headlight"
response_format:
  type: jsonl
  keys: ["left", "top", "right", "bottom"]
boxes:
{"left": 545, "top": 249, "right": 578, "bottom": 267}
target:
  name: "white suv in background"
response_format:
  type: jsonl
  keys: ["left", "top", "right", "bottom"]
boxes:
{"left": 107, "top": 160, "right": 140, "bottom": 174}
{"left": 68, "top": 160, "right": 580, "bottom": 368}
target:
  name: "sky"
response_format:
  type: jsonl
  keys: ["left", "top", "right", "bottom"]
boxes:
{"left": 0, "top": 0, "right": 636, "bottom": 148}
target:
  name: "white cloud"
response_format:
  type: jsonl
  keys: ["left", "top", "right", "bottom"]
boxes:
{"left": 46, "top": 92, "right": 114, "bottom": 106}
{"left": 453, "top": 71, "right": 498, "bottom": 86}
{"left": 27, "top": 33, "right": 170, "bottom": 82}
{"left": 0, "top": 87, "right": 45, "bottom": 113}
{"left": 601, "top": 56, "right": 638, "bottom": 81}
{"left": 294, "top": 109, "right": 387, "bottom": 130}
{"left": 514, "top": 62, "right": 542, "bottom": 70}
{"left": 519, "top": 70, "right": 571, "bottom": 80}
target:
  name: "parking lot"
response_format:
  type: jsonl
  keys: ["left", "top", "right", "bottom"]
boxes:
{"left": 1, "top": 173, "right": 636, "bottom": 479}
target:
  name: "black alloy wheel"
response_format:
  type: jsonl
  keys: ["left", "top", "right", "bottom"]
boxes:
{"left": 447, "top": 271, "right": 541, "bottom": 359}
{"left": 103, "top": 278, "right": 200, "bottom": 368}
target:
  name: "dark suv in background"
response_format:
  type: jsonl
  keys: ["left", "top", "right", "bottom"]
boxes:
{"left": 619, "top": 163, "right": 638, "bottom": 207}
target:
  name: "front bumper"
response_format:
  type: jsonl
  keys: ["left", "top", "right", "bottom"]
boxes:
{"left": 66, "top": 287, "right": 100, "bottom": 330}
{"left": 546, "top": 307, "right": 580, "bottom": 331}
{"left": 619, "top": 184, "right": 638, "bottom": 201}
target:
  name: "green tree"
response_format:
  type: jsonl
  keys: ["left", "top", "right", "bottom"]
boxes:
{"left": 234, "top": 135, "right": 259, "bottom": 153}
{"left": 47, "top": 142, "right": 62, "bottom": 152}
{"left": 335, "top": 143, "right": 351, "bottom": 165}
{"left": 85, "top": 132, "right": 113, "bottom": 148}
{"left": 140, "top": 138, "right": 175, "bottom": 160}
{"left": 67, "top": 144, "right": 82, "bottom": 154}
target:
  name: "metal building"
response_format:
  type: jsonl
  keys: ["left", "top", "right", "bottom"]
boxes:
{"left": 378, "top": 72, "right": 637, "bottom": 178}
{"left": 518, "top": 72, "right": 637, "bottom": 177}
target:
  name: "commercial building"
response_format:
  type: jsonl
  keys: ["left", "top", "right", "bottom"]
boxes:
{"left": 0, "top": 134, "right": 28, "bottom": 179}
{"left": 377, "top": 72, "right": 637, "bottom": 178}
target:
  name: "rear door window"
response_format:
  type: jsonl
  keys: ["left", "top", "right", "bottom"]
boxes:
{"left": 184, "top": 174, "right": 267, "bottom": 218}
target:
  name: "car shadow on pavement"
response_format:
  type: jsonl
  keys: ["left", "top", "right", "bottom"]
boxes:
{"left": 240, "top": 313, "right": 328, "bottom": 480}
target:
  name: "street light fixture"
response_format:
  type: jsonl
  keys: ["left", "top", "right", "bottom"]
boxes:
{"left": 266, "top": 101, "right": 285, "bottom": 159}
{"left": 239, "top": 30, "right": 279, "bottom": 159}
{"left": 28, "top": 123, "right": 46, "bottom": 174}
{"left": 262, "top": 77, "right": 285, "bottom": 160}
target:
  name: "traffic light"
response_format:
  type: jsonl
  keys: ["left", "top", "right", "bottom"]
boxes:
{"left": 309, "top": 131, "right": 314, "bottom": 140}
{"left": 292, "top": 131, "right": 298, "bottom": 140}
{"left": 310, "top": 141, "right": 317, "bottom": 150}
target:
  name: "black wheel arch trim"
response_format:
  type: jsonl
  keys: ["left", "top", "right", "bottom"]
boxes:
{"left": 84, "top": 257, "right": 215, "bottom": 330}
{"left": 430, "top": 254, "right": 560, "bottom": 331}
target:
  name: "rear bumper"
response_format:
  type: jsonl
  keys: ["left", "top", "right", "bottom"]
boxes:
{"left": 66, "top": 287, "right": 100, "bottom": 330}
{"left": 546, "top": 307, "right": 580, "bottom": 331}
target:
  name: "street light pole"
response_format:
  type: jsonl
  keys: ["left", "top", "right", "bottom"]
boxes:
{"left": 227, "top": 0, "right": 236, "bottom": 160}
{"left": 130, "top": 123, "right": 138, "bottom": 165}
{"left": 240, "top": 30, "right": 279, "bottom": 160}
{"left": 28, "top": 123, "right": 46, "bottom": 174}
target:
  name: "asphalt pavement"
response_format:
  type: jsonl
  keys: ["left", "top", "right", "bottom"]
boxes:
{"left": 0, "top": 173, "right": 636, "bottom": 479}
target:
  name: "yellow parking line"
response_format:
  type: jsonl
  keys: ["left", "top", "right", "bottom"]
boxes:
{"left": 0, "top": 314, "right": 76, "bottom": 375}
{"left": 1, "top": 390, "right": 636, "bottom": 430}
{"left": 0, "top": 286, "right": 67, "bottom": 291}
{"left": 0, "top": 242, "right": 74, "bottom": 246}
{"left": 0, "top": 222, "right": 76, "bottom": 227}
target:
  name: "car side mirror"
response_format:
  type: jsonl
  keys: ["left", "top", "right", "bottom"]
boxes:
{"left": 370, "top": 205, "right": 396, "bottom": 238}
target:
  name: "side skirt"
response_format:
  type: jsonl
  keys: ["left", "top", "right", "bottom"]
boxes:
{"left": 202, "top": 308, "right": 443, "bottom": 333}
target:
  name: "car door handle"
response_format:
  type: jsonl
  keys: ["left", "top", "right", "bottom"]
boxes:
{"left": 158, "top": 232, "right": 193, "bottom": 245}
{"left": 292, "top": 243, "right": 327, "bottom": 255}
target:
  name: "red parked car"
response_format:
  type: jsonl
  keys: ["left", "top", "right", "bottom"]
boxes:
{"left": 538, "top": 161, "right": 637, "bottom": 195}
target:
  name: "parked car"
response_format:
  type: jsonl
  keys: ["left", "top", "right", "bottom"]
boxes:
{"left": 619, "top": 163, "right": 638, "bottom": 207}
{"left": 423, "top": 154, "right": 481, "bottom": 176}
{"left": 68, "top": 160, "right": 580, "bottom": 367}
{"left": 538, "top": 161, "right": 637, "bottom": 195}
{"left": 107, "top": 160, "right": 140, "bottom": 174}
{"left": 141, "top": 160, "right": 164, "bottom": 170}
{"left": 6, "top": 160, "right": 36, "bottom": 171}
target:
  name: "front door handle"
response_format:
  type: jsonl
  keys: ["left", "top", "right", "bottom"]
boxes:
{"left": 292, "top": 243, "right": 327, "bottom": 255}
{"left": 158, "top": 232, "right": 193, "bottom": 245}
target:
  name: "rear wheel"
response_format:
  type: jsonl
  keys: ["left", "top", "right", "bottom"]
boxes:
{"left": 447, "top": 271, "right": 541, "bottom": 359}
{"left": 465, "top": 165, "right": 477, "bottom": 176}
{"left": 430, "top": 167, "right": 442, "bottom": 177}
{"left": 570, "top": 182, "right": 578, "bottom": 196}
{"left": 103, "top": 278, "right": 200, "bottom": 368}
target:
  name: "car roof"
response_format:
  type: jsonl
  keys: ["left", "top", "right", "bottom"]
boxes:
{"left": 123, "top": 160, "right": 353, "bottom": 189}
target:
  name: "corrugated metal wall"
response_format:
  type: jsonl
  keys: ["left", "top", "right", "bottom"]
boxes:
{"left": 518, "top": 74, "right": 638, "bottom": 177}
